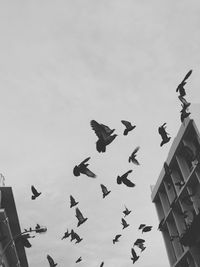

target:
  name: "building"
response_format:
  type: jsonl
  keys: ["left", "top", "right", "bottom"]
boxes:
{"left": 0, "top": 187, "right": 28, "bottom": 267}
{"left": 151, "top": 104, "right": 200, "bottom": 267}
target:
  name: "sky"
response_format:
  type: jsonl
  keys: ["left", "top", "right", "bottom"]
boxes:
{"left": 0, "top": 0, "right": 200, "bottom": 266}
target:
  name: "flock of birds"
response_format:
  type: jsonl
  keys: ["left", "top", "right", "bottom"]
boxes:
{"left": 25, "top": 70, "right": 193, "bottom": 266}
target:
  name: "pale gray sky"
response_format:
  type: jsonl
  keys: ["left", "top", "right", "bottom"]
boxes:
{"left": 0, "top": 1, "right": 200, "bottom": 266}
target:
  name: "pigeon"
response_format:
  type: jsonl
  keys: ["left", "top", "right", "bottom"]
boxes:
{"left": 31, "top": 185, "right": 41, "bottom": 200}
{"left": 73, "top": 157, "right": 96, "bottom": 178}
{"left": 176, "top": 70, "right": 192, "bottom": 96}
{"left": 158, "top": 123, "right": 171, "bottom": 147}
{"left": 130, "top": 247, "right": 139, "bottom": 264}
{"left": 90, "top": 120, "right": 117, "bottom": 152}
{"left": 135, "top": 242, "right": 146, "bottom": 252}
{"left": 70, "top": 229, "right": 76, "bottom": 241}
{"left": 100, "top": 184, "right": 111, "bottom": 198}
{"left": 76, "top": 257, "right": 82, "bottom": 263}
{"left": 117, "top": 170, "right": 135, "bottom": 187}
{"left": 142, "top": 226, "right": 152, "bottom": 233}
{"left": 123, "top": 206, "right": 131, "bottom": 217}
{"left": 138, "top": 224, "right": 146, "bottom": 230}
{"left": 129, "top": 146, "right": 140, "bottom": 165}
{"left": 47, "top": 254, "right": 58, "bottom": 267}
{"left": 73, "top": 232, "right": 83, "bottom": 244}
{"left": 121, "top": 218, "right": 129, "bottom": 229}
{"left": 70, "top": 195, "right": 79, "bottom": 208}
{"left": 121, "top": 120, "right": 136, "bottom": 136}
{"left": 75, "top": 208, "right": 88, "bottom": 227}
{"left": 113, "top": 234, "right": 121, "bottom": 244}
{"left": 180, "top": 105, "right": 191, "bottom": 122}
{"left": 61, "top": 230, "right": 71, "bottom": 240}
{"left": 100, "top": 262, "right": 104, "bottom": 267}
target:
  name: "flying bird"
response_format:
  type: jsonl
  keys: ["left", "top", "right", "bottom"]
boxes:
{"left": 73, "top": 232, "right": 83, "bottom": 244}
{"left": 117, "top": 170, "right": 135, "bottom": 187}
{"left": 158, "top": 123, "right": 171, "bottom": 147}
{"left": 129, "top": 146, "right": 140, "bottom": 165}
{"left": 90, "top": 120, "right": 117, "bottom": 152}
{"left": 100, "top": 184, "right": 111, "bottom": 198}
{"left": 31, "top": 185, "right": 41, "bottom": 200}
{"left": 61, "top": 230, "right": 71, "bottom": 240}
{"left": 70, "top": 195, "right": 79, "bottom": 208}
{"left": 73, "top": 157, "right": 96, "bottom": 178}
{"left": 180, "top": 104, "right": 191, "bottom": 122}
{"left": 134, "top": 241, "right": 146, "bottom": 252}
{"left": 70, "top": 230, "right": 76, "bottom": 241}
{"left": 121, "top": 120, "right": 136, "bottom": 136}
{"left": 47, "top": 254, "right": 58, "bottom": 267}
{"left": 75, "top": 208, "right": 88, "bottom": 227}
{"left": 121, "top": 218, "right": 129, "bottom": 229}
{"left": 123, "top": 206, "right": 131, "bottom": 217}
{"left": 76, "top": 257, "right": 82, "bottom": 263}
{"left": 142, "top": 226, "right": 153, "bottom": 233}
{"left": 17, "top": 234, "right": 32, "bottom": 248}
{"left": 130, "top": 247, "right": 139, "bottom": 264}
{"left": 113, "top": 234, "right": 121, "bottom": 244}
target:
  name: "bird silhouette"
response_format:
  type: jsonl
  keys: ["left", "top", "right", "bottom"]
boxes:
{"left": 70, "top": 195, "right": 79, "bottom": 208}
{"left": 113, "top": 234, "right": 121, "bottom": 244}
{"left": 121, "top": 218, "right": 129, "bottom": 229}
{"left": 73, "top": 157, "right": 96, "bottom": 178}
{"left": 73, "top": 232, "right": 83, "bottom": 244}
{"left": 61, "top": 230, "right": 71, "bottom": 240}
{"left": 180, "top": 104, "right": 191, "bottom": 122}
{"left": 121, "top": 120, "right": 136, "bottom": 136}
{"left": 129, "top": 146, "right": 140, "bottom": 165}
{"left": 17, "top": 234, "right": 32, "bottom": 248}
{"left": 31, "top": 185, "right": 41, "bottom": 200}
{"left": 76, "top": 257, "right": 82, "bottom": 263}
{"left": 100, "top": 184, "right": 111, "bottom": 198}
{"left": 130, "top": 247, "right": 139, "bottom": 264}
{"left": 90, "top": 120, "right": 117, "bottom": 152}
{"left": 134, "top": 240, "right": 146, "bottom": 252}
{"left": 75, "top": 208, "right": 88, "bottom": 227}
{"left": 117, "top": 170, "right": 135, "bottom": 187}
{"left": 142, "top": 226, "right": 152, "bottom": 233}
{"left": 70, "top": 229, "right": 76, "bottom": 241}
{"left": 47, "top": 254, "right": 58, "bottom": 267}
{"left": 123, "top": 206, "right": 131, "bottom": 217}
{"left": 158, "top": 123, "right": 171, "bottom": 147}
{"left": 100, "top": 262, "right": 104, "bottom": 267}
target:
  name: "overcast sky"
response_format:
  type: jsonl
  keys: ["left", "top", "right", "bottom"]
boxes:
{"left": 1, "top": 1, "right": 200, "bottom": 266}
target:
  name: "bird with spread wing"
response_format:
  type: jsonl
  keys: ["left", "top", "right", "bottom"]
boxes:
{"left": 73, "top": 157, "right": 96, "bottom": 178}
{"left": 100, "top": 184, "right": 111, "bottom": 198}
{"left": 121, "top": 120, "right": 136, "bottom": 136}
{"left": 31, "top": 185, "right": 41, "bottom": 200}
{"left": 129, "top": 146, "right": 140, "bottom": 165}
{"left": 117, "top": 170, "right": 135, "bottom": 187}
{"left": 75, "top": 207, "right": 88, "bottom": 227}
{"left": 47, "top": 254, "right": 58, "bottom": 267}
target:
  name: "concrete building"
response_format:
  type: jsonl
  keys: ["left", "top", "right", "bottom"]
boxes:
{"left": 151, "top": 104, "right": 200, "bottom": 267}
{"left": 0, "top": 187, "right": 28, "bottom": 267}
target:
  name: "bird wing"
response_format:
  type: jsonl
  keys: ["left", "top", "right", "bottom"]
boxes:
{"left": 121, "top": 218, "right": 127, "bottom": 226}
{"left": 121, "top": 170, "right": 133, "bottom": 179}
{"left": 131, "top": 248, "right": 137, "bottom": 259}
{"left": 182, "top": 69, "right": 193, "bottom": 84}
{"left": 131, "top": 158, "right": 140, "bottom": 166}
{"left": 79, "top": 157, "right": 90, "bottom": 166}
{"left": 131, "top": 146, "right": 140, "bottom": 156}
{"left": 76, "top": 208, "right": 84, "bottom": 221}
{"left": 90, "top": 120, "right": 108, "bottom": 140}
{"left": 121, "top": 120, "right": 132, "bottom": 128}
{"left": 31, "top": 185, "right": 39, "bottom": 195}
{"left": 84, "top": 168, "right": 97, "bottom": 178}
{"left": 47, "top": 255, "right": 55, "bottom": 266}
{"left": 100, "top": 262, "right": 104, "bottom": 267}
{"left": 101, "top": 184, "right": 108, "bottom": 194}
{"left": 116, "top": 234, "right": 121, "bottom": 239}
{"left": 101, "top": 123, "right": 114, "bottom": 134}
{"left": 123, "top": 177, "right": 135, "bottom": 187}
{"left": 70, "top": 195, "right": 76, "bottom": 205}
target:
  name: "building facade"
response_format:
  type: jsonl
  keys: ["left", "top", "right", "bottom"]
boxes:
{"left": 0, "top": 187, "right": 28, "bottom": 267}
{"left": 151, "top": 107, "right": 200, "bottom": 267}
